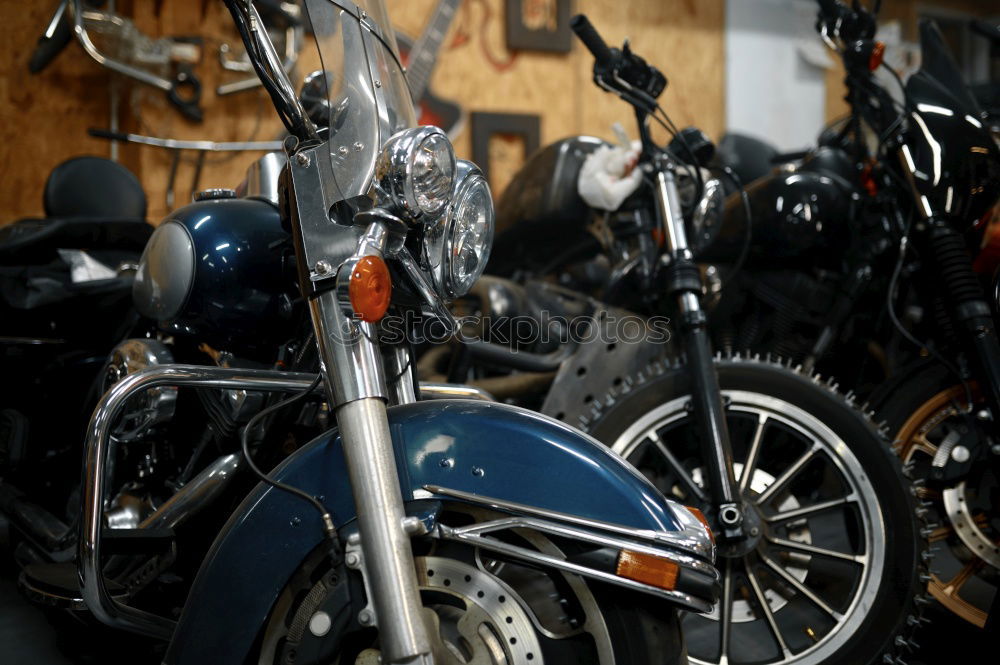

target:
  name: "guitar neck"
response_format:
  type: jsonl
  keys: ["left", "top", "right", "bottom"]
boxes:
{"left": 406, "top": 0, "right": 461, "bottom": 99}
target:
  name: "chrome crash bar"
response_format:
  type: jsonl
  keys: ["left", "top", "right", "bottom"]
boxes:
{"left": 80, "top": 365, "right": 494, "bottom": 638}
{"left": 424, "top": 486, "right": 719, "bottom": 614}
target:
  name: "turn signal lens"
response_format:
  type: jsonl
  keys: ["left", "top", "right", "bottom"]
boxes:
{"left": 616, "top": 550, "right": 680, "bottom": 591}
{"left": 348, "top": 255, "right": 392, "bottom": 322}
{"left": 686, "top": 506, "right": 715, "bottom": 544}
{"left": 869, "top": 41, "right": 885, "bottom": 71}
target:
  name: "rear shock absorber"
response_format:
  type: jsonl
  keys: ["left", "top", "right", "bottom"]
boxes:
{"left": 926, "top": 223, "right": 1000, "bottom": 410}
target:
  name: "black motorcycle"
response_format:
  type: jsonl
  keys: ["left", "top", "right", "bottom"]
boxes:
{"left": 710, "top": 2, "right": 1000, "bottom": 631}
{"left": 446, "top": 11, "right": 931, "bottom": 665}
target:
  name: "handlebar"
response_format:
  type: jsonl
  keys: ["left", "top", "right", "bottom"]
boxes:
{"left": 569, "top": 14, "right": 613, "bottom": 67}
{"left": 971, "top": 19, "right": 1000, "bottom": 45}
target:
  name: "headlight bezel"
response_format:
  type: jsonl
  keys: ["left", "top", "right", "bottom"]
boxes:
{"left": 426, "top": 159, "right": 495, "bottom": 300}
{"left": 375, "top": 126, "right": 456, "bottom": 220}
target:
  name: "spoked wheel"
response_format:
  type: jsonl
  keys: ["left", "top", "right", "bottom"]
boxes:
{"left": 578, "top": 357, "right": 927, "bottom": 665}
{"left": 875, "top": 362, "right": 1000, "bottom": 629}
{"left": 255, "top": 507, "right": 686, "bottom": 665}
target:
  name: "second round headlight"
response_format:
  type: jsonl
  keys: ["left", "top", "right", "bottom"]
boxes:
{"left": 427, "top": 160, "right": 495, "bottom": 299}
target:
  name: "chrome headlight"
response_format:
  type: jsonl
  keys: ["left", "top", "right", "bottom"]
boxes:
{"left": 376, "top": 126, "right": 456, "bottom": 219}
{"left": 427, "top": 160, "right": 495, "bottom": 298}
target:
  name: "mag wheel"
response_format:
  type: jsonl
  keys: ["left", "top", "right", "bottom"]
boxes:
{"left": 580, "top": 357, "right": 927, "bottom": 665}
{"left": 874, "top": 362, "right": 1000, "bottom": 629}
{"left": 256, "top": 507, "right": 687, "bottom": 665}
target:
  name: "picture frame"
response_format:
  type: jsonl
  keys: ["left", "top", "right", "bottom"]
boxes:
{"left": 504, "top": 0, "right": 574, "bottom": 53}
{"left": 470, "top": 111, "right": 541, "bottom": 189}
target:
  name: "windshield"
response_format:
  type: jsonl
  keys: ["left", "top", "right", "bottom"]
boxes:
{"left": 905, "top": 19, "right": 982, "bottom": 118}
{"left": 899, "top": 19, "right": 999, "bottom": 224}
{"left": 302, "top": 0, "right": 416, "bottom": 206}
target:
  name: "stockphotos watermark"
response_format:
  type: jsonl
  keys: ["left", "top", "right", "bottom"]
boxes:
{"left": 369, "top": 310, "right": 671, "bottom": 347}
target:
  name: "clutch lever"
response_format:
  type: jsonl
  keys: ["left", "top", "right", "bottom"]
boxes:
{"left": 570, "top": 14, "right": 666, "bottom": 114}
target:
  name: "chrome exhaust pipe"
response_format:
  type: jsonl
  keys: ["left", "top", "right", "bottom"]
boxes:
{"left": 140, "top": 453, "right": 242, "bottom": 530}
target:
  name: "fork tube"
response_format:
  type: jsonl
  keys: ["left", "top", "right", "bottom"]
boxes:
{"left": 310, "top": 291, "right": 432, "bottom": 664}
{"left": 654, "top": 165, "right": 744, "bottom": 541}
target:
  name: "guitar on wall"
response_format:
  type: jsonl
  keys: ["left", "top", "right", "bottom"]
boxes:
{"left": 396, "top": 0, "right": 465, "bottom": 139}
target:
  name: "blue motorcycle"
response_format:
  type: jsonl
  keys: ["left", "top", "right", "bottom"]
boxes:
{"left": 68, "top": 1, "right": 718, "bottom": 663}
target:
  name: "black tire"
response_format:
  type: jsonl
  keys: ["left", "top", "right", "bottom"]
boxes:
{"left": 571, "top": 355, "right": 928, "bottom": 665}
{"left": 254, "top": 523, "right": 688, "bottom": 665}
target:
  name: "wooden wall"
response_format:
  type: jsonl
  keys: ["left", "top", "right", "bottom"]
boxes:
{"left": 0, "top": 0, "right": 724, "bottom": 224}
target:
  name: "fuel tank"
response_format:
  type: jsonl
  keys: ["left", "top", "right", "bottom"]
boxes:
{"left": 702, "top": 149, "right": 860, "bottom": 269}
{"left": 490, "top": 136, "right": 608, "bottom": 275}
{"left": 132, "top": 196, "right": 296, "bottom": 353}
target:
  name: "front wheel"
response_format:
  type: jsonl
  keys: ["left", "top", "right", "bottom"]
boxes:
{"left": 573, "top": 356, "right": 928, "bottom": 665}
{"left": 254, "top": 507, "right": 688, "bottom": 665}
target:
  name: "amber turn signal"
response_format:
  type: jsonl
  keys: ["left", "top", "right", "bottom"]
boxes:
{"left": 349, "top": 255, "right": 392, "bottom": 322}
{"left": 616, "top": 550, "right": 680, "bottom": 591}
{"left": 868, "top": 41, "right": 885, "bottom": 72}
{"left": 686, "top": 506, "right": 715, "bottom": 544}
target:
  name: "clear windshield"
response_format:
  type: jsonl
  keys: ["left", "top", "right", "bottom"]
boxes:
{"left": 302, "top": 0, "right": 416, "bottom": 205}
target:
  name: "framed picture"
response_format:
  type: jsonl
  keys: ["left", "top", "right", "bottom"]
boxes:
{"left": 471, "top": 112, "right": 541, "bottom": 195}
{"left": 505, "top": 0, "right": 573, "bottom": 53}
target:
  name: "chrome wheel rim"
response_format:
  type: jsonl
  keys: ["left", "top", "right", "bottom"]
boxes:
{"left": 611, "top": 391, "right": 885, "bottom": 665}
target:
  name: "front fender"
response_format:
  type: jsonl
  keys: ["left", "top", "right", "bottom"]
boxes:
{"left": 164, "top": 400, "right": 684, "bottom": 665}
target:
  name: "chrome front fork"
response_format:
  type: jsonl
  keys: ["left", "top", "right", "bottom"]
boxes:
{"left": 309, "top": 291, "right": 433, "bottom": 664}
{"left": 654, "top": 164, "right": 745, "bottom": 543}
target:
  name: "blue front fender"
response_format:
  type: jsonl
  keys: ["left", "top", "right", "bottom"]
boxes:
{"left": 164, "top": 400, "right": 683, "bottom": 665}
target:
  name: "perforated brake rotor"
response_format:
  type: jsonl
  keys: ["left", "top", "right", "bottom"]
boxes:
{"left": 414, "top": 555, "right": 544, "bottom": 665}
{"left": 895, "top": 385, "right": 1000, "bottom": 628}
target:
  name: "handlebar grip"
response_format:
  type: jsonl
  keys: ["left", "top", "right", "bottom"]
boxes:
{"left": 570, "top": 14, "right": 613, "bottom": 67}
{"left": 28, "top": 10, "right": 72, "bottom": 74}
{"left": 88, "top": 128, "right": 131, "bottom": 142}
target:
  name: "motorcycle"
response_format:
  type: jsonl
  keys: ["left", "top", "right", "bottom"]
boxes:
{"left": 699, "top": 1, "right": 1000, "bottom": 631}
{"left": 0, "top": 155, "right": 151, "bottom": 570}
{"left": 813, "top": 0, "right": 1000, "bottom": 633}
{"left": 470, "top": 10, "right": 931, "bottom": 665}
{"left": 43, "top": 1, "right": 720, "bottom": 663}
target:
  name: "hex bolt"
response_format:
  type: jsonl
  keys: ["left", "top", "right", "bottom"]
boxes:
{"left": 345, "top": 552, "right": 360, "bottom": 568}
{"left": 353, "top": 142, "right": 364, "bottom": 152}
{"left": 295, "top": 152, "right": 310, "bottom": 167}
{"left": 439, "top": 458, "right": 454, "bottom": 468}
{"left": 471, "top": 466, "right": 485, "bottom": 477}
{"left": 358, "top": 608, "right": 374, "bottom": 626}
{"left": 338, "top": 146, "right": 349, "bottom": 156}
{"left": 315, "top": 260, "right": 333, "bottom": 275}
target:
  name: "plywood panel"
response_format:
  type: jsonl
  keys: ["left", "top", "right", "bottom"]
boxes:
{"left": 0, "top": 0, "right": 114, "bottom": 221}
{"left": 0, "top": 0, "right": 725, "bottom": 223}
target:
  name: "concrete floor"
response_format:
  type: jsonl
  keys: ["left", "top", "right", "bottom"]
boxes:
{"left": 0, "top": 517, "right": 73, "bottom": 665}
